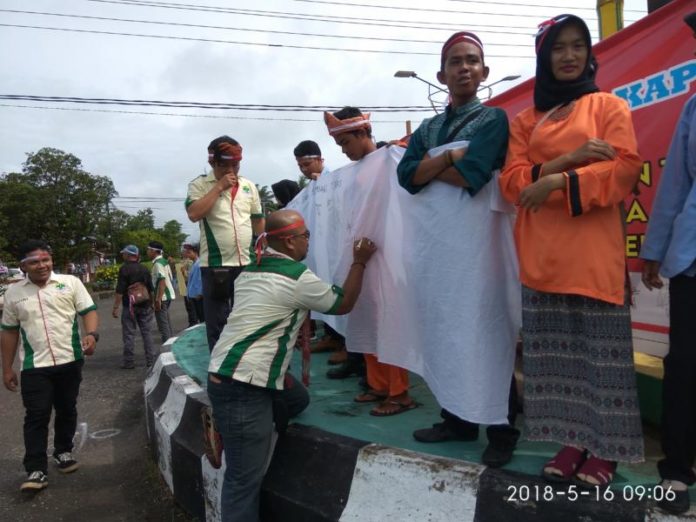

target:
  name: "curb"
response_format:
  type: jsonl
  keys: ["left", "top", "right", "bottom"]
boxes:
{"left": 144, "top": 349, "right": 696, "bottom": 522}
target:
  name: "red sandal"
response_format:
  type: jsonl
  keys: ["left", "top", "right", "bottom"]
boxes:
{"left": 575, "top": 456, "right": 617, "bottom": 488}
{"left": 542, "top": 446, "right": 587, "bottom": 483}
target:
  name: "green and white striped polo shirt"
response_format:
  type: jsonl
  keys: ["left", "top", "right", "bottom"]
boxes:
{"left": 151, "top": 255, "right": 175, "bottom": 301}
{"left": 1, "top": 273, "right": 96, "bottom": 370}
{"left": 185, "top": 173, "right": 264, "bottom": 267}
{"left": 208, "top": 250, "right": 343, "bottom": 390}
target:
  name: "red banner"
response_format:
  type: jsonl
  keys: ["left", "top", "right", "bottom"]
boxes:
{"left": 489, "top": 0, "right": 696, "bottom": 352}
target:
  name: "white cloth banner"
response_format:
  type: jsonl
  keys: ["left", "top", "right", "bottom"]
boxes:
{"left": 289, "top": 146, "right": 521, "bottom": 424}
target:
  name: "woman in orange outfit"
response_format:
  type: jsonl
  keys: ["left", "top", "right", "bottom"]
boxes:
{"left": 499, "top": 14, "right": 644, "bottom": 487}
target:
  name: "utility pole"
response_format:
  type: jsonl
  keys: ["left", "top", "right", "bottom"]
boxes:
{"left": 597, "top": 0, "right": 624, "bottom": 39}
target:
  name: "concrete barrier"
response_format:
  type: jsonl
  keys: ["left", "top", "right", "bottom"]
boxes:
{"left": 145, "top": 347, "right": 696, "bottom": 521}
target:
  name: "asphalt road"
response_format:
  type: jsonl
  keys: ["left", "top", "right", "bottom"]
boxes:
{"left": 0, "top": 295, "right": 195, "bottom": 521}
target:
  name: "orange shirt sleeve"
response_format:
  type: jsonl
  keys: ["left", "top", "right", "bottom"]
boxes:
{"left": 499, "top": 109, "right": 535, "bottom": 203}
{"left": 563, "top": 97, "right": 641, "bottom": 217}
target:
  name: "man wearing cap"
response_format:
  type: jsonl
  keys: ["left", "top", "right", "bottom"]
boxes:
{"left": 112, "top": 244, "right": 157, "bottom": 369}
{"left": 146, "top": 241, "right": 176, "bottom": 343}
{"left": 207, "top": 209, "right": 376, "bottom": 522}
{"left": 1, "top": 239, "right": 98, "bottom": 492}
{"left": 186, "top": 136, "right": 265, "bottom": 351}
{"left": 640, "top": 12, "right": 696, "bottom": 515}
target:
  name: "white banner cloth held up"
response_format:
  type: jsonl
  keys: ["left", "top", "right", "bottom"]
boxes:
{"left": 289, "top": 146, "right": 520, "bottom": 424}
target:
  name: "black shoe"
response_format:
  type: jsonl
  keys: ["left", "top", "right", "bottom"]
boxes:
{"left": 482, "top": 443, "right": 515, "bottom": 468}
{"left": 326, "top": 360, "right": 365, "bottom": 379}
{"left": 120, "top": 363, "right": 135, "bottom": 369}
{"left": 413, "top": 422, "right": 478, "bottom": 443}
{"left": 20, "top": 471, "right": 48, "bottom": 492}
{"left": 53, "top": 452, "right": 79, "bottom": 473}
{"left": 657, "top": 488, "right": 691, "bottom": 515}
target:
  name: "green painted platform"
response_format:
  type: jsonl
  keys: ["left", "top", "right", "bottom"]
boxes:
{"left": 172, "top": 324, "right": 692, "bottom": 497}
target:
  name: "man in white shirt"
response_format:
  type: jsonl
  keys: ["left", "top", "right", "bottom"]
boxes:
{"left": 207, "top": 210, "right": 376, "bottom": 522}
{"left": 1, "top": 240, "right": 98, "bottom": 493}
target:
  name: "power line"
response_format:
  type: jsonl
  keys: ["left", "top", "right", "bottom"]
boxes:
{"left": 0, "top": 9, "right": 531, "bottom": 46}
{"left": 86, "top": 0, "right": 560, "bottom": 35}
{"left": 0, "top": 94, "right": 437, "bottom": 112}
{"left": 0, "top": 23, "right": 438, "bottom": 55}
{"left": 0, "top": 23, "right": 539, "bottom": 56}
{"left": 445, "top": 0, "right": 642, "bottom": 13}
{"left": 292, "top": 0, "right": 599, "bottom": 16}
{"left": 0, "top": 104, "right": 415, "bottom": 123}
{"left": 95, "top": 0, "right": 586, "bottom": 21}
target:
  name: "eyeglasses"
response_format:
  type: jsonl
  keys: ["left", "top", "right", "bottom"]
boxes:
{"left": 279, "top": 230, "right": 310, "bottom": 240}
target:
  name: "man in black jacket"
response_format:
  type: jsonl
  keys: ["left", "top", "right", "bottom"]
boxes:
{"left": 112, "top": 245, "right": 158, "bottom": 369}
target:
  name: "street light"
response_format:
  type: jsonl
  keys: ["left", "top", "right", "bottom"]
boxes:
{"left": 478, "top": 75, "right": 521, "bottom": 99}
{"left": 393, "top": 70, "right": 448, "bottom": 93}
{"left": 395, "top": 70, "right": 522, "bottom": 110}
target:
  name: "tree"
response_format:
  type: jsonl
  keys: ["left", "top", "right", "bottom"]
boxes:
{"left": 256, "top": 184, "right": 277, "bottom": 214}
{"left": 0, "top": 148, "right": 116, "bottom": 268}
{"left": 126, "top": 208, "right": 155, "bottom": 231}
{"left": 158, "top": 220, "right": 187, "bottom": 257}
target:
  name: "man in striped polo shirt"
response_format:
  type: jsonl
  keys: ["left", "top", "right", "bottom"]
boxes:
{"left": 1, "top": 240, "right": 98, "bottom": 493}
{"left": 146, "top": 240, "right": 176, "bottom": 343}
{"left": 207, "top": 209, "right": 376, "bottom": 522}
{"left": 186, "top": 136, "right": 265, "bottom": 351}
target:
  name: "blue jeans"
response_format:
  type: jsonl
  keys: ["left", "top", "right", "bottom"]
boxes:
{"left": 207, "top": 378, "right": 274, "bottom": 522}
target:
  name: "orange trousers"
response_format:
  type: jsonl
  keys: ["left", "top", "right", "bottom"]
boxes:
{"left": 364, "top": 354, "right": 409, "bottom": 397}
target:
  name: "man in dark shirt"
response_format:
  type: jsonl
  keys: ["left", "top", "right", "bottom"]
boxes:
{"left": 112, "top": 245, "right": 158, "bottom": 369}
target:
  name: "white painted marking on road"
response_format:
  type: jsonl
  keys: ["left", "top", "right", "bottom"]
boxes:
{"left": 90, "top": 428, "right": 122, "bottom": 440}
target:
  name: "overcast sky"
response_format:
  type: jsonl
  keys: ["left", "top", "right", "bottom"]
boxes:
{"left": 0, "top": 0, "right": 648, "bottom": 241}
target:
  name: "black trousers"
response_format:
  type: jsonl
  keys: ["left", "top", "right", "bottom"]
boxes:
{"left": 20, "top": 360, "right": 84, "bottom": 474}
{"left": 201, "top": 266, "right": 245, "bottom": 351}
{"left": 658, "top": 273, "right": 696, "bottom": 485}
{"left": 184, "top": 296, "right": 198, "bottom": 327}
{"left": 441, "top": 374, "right": 520, "bottom": 449}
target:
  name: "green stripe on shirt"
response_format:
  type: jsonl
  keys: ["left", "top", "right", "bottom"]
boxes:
{"left": 78, "top": 304, "right": 97, "bottom": 316}
{"left": 266, "top": 310, "right": 300, "bottom": 389}
{"left": 217, "top": 318, "right": 285, "bottom": 376}
{"left": 203, "top": 218, "right": 223, "bottom": 267}
{"left": 71, "top": 317, "right": 83, "bottom": 360}
{"left": 20, "top": 327, "right": 35, "bottom": 370}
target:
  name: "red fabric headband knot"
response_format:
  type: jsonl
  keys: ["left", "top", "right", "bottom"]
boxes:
{"left": 209, "top": 142, "right": 243, "bottom": 162}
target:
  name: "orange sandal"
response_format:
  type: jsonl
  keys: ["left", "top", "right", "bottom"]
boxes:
{"left": 542, "top": 446, "right": 587, "bottom": 483}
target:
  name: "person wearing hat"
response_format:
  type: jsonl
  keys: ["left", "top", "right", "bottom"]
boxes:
{"left": 397, "top": 31, "right": 520, "bottom": 466}
{"left": 640, "top": 11, "right": 696, "bottom": 515}
{"left": 112, "top": 244, "right": 158, "bottom": 369}
{"left": 500, "top": 14, "right": 644, "bottom": 486}
{"left": 186, "top": 136, "right": 265, "bottom": 351}
{"left": 146, "top": 241, "right": 176, "bottom": 343}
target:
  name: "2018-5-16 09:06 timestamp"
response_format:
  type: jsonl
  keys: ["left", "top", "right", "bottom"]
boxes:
{"left": 506, "top": 484, "right": 677, "bottom": 502}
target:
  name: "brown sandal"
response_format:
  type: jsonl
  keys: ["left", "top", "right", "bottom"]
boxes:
{"left": 354, "top": 390, "right": 388, "bottom": 403}
{"left": 370, "top": 399, "right": 419, "bottom": 417}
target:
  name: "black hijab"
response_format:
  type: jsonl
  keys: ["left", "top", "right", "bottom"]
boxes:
{"left": 533, "top": 14, "right": 599, "bottom": 111}
{"left": 271, "top": 179, "right": 300, "bottom": 209}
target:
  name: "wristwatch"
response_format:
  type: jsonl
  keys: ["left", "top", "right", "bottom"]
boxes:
{"left": 86, "top": 331, "right": 100, "bottom": 342}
